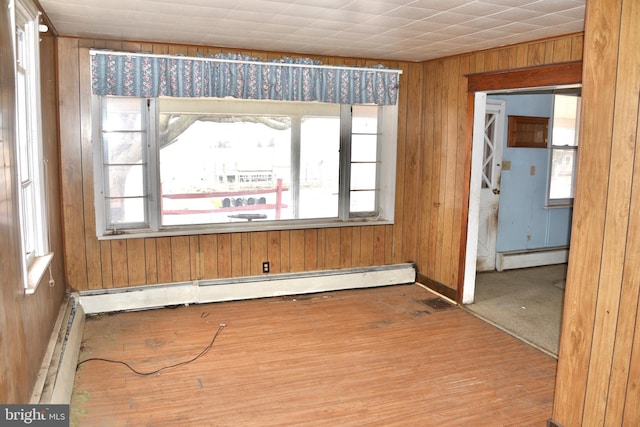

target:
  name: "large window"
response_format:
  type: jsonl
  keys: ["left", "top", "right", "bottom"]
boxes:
{"left": 547, "top": 92, "right": 580, "bottom": 206}
{"left": 93, "top": 97, "right": 397, "bottom": 238}
{"left": 13, "top": 0, "right": 50, "bottom": 293}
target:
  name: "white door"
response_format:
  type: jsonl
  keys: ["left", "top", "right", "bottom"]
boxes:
{"left": 476, "top": 100, "right": 505, "bottom": 272}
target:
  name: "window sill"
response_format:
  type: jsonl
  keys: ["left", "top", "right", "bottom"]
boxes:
{"left": 97, "top": 218, "right": 394, "bottom": 241}
{"left": 25, "top": 252, "right": 54, "bottom": 295}
{"left": 544, "top": 203, "right": 573, "bottom": 209}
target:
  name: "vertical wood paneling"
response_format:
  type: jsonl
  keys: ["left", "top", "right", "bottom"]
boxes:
{"left": 250, "top": 232, "right": 267, "bottom": 276}
{"left": 401, "top": 62, "right": 423, "bottom": 264}
{"left": 230, "top": 233, "right": 243, "bottom": 277}
{"left": 217, "top": 234, "right": 232, "bottom": 278}
{"left": 289, "top": 230, "right": 305, "bottom": 272}
{"left": 100, "top": 241, "right": 113, "bottom": 288}
{"left": 360, "top": 226, "right": 374, "bottom": 267}
{"left": 351, "top": 227, "right": 362, "bottom": 266}
{"left": 280, "top": 230, "right": 291, "bottom": 273}
{"left": 79, "top": 47, "right": 103, "bottom": 290}
{"left": 170, "top": 236, "right": 191, "bottom": 282}
{"left": 340, "top": 228, "right": 353, "bottom": 268}
{"left": 200, "top": 234, "right": 218, "bottom": 279}
{"left": 324, "top": 228, "right": 341, "bottom": 269}
{"left": 373, "top": 226, "right": 385, "bottom": 265}
{"left": 391, "top": 62, "right": 410, "bottom": 265}
{"left": 267, "top": 231, "right": 281, "bottom": 274}
{"left": 111, "top": 240, "right": 129, "bottom": 287}
{"left": 553, "top": 1, "right": 640, "bottom": 426}
{"left": 451, "top": 55, "right": 471, "bottom": 288}
{"left": 439, "top": 58, "right": 459, "bottom": 283}
{"left": 126, "top": 239, "right": 146, "bottom": 285}
{"left": 241, "top": 233, "right": 251, "bottom": 276}
{"left": 156, "top": 237, "right": 172, "bottom": 283}
{"left": 304, "top": 229, "right": 318, "bottom": 271}
{"left": 316, "top": 229, "right": 326, "bottom": 270}
{"left": 58, "top": 37, "right": 88, "bottom": 289}
{"left": 552, "top": 37, "right": 572, "bottom": 63}
{"left": 144, "top": 239, "right": 158, "bottom": 284}
{"left": 189, "top": 236, "right": 199, "bottom": 279}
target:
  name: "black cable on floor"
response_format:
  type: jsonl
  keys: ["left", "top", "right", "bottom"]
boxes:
{"left": 76, "top": 323, "right": 226, "bottom": 376}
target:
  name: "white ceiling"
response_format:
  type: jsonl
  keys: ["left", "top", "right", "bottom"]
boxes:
{"left": 38, "top": 0, "right": 586, "bottom": 62}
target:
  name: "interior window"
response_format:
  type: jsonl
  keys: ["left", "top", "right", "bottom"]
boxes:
{"left": 548, "top": 92, "right": 580, "bottom": 206}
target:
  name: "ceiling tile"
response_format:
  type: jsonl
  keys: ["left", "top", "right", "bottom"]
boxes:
{"left": 39, "top": 0, "right": 586, "bottom": 62}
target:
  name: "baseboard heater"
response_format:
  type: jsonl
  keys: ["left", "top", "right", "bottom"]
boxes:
{"left": 31, "top": 295, "right": 85, "bottom": 405}
{"left": 78, "top": 263, "right": 417, "bottom": 315}
{"left": 496, "top": 246, "right": 569, "bottom": 272}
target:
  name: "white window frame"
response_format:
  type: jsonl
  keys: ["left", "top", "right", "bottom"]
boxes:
{"left": 13, "top": 0, "right": 52, "bottom": 294}
{"left": 546, "top": 91, "right": 581, "bottom": 207}
{"left": 92, "top": 96, "right": 397, "bottom": 239}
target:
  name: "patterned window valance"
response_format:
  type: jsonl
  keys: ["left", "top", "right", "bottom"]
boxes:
{"left": 90, "top": 50, "right": 401, "bottom": 106}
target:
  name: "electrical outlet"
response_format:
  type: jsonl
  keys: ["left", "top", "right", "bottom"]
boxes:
{"left": 262, "top": 261, "right": 270, "bottom": 273}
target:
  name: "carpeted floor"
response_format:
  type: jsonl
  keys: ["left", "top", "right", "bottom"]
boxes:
{"left": 465, "top": 264, "right": 567, "bottom": 357}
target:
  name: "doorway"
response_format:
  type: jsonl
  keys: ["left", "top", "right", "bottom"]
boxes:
{"left": 463, "top": 87, "right": 580, "bottom": 356}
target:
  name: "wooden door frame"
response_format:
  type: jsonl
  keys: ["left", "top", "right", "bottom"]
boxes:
{"left": 458, "top": 61, "right": 582, "bottom": 302}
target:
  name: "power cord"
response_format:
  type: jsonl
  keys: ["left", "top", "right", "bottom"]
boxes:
{"left": 76, "top": 323, "right": 226, "bottom": 376}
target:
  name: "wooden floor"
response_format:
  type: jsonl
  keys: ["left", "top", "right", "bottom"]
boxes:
{"left": 71, "top": 284, "right": 556, "bottom": 426}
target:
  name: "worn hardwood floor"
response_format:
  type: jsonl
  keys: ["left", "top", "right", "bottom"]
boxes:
{"left": 71, "top": 284, "right": 556, "bottom": 426}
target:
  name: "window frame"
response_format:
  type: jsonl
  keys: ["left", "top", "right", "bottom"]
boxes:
{"left": 13, "top": 0, "right": 52, "bottom": 294}
{"left": 546, "top": 91, "right": 581, "bottom": 208}
{"left": 92, "top": 96, "right": 397, "bottom": 239}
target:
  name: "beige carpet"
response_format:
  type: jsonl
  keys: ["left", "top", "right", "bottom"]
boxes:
{"left": 465, "top": 264, "right": 567, "bottom": 357}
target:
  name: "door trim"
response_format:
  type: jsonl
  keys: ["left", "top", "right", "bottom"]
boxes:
{"left": 458, "top": 61, "right": 582, "bottom": 304}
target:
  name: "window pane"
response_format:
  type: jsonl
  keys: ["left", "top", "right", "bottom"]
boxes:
{"left": 299, "top": 117, "right": 340, "bottom": 219}
{"left": 351, "top": 135, "right": 377, "bottom": 162}
{"left": 104, "top": 133, "right": 145, "bottom": 164}
{"left": 552, "top": 94, "right": 579, "bottom": 147}
{"left": 107, "top": 198, "right": 146, "bottom": 226}
{"left": 22, "top": 186, "right": 35, "bottom": 256}
{"left": 159, "top": 114, "right": 292, "bottom": 225}
{"left": 549, "top": 149, "right": 576, "bottom": 199}
{"left": 350, "top": 190, "right": 376, "bottom": 213}
{"left": 104, "top": 165, "right": 146, "bottom": 198}
{"left": 351, "top": 163, "right": 377, "bottom": 190}
{"left": 352, "top": 105, "right": 378, "bottom": 133}
{"left": 103, "top": 98, "right": 145, "bottom": 131}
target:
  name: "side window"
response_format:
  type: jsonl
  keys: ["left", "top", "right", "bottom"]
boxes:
{"left": 548, "top": 92, "right": 580, "bottom": 206}
{"left": 14, "top": 0, "right": 51, "bottom": 293}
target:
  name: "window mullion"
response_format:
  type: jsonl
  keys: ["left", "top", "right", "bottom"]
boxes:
{"left": 148, "top": 98, "right": 160, "bottom": 231}
{"left": 290, "top": 116, "right": 301, "bottom": 219}
{"left": 338, "top": 105, "right": 352, "bottom": 220}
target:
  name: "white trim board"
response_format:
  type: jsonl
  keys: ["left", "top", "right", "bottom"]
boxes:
{"left": 496, "top": 247, "right": 569, "bottom": 271}
{"left": 78, "top": 264, "right": 417, "bottom": 315}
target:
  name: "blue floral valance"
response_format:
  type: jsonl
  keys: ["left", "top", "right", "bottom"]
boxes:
{"left": 90, "top": 51, "right": 400, "bottom": 106}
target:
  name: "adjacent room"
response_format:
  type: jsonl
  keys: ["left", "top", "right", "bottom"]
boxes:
{"left": 2, "top": 0, "right": 640, "bottom": 426}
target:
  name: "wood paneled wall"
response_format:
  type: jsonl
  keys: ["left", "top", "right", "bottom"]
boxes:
{"left": 57, "top": 33, "right": 585, "bottom": 296}
{"left": 419, "top": 34, "right": 583, "bottom": 292}
{"left": 57, "top": 38, "right": 422, "bottom": 291}
{"left": 553, "top": 0, "right": 640, "bottom": 425}
{"left": 0, "top": 10, "right": 66, "bottom": 403}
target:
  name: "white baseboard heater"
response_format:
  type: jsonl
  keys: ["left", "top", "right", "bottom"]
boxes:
{"left": 496, "top": 247, "right": 569, "bottom": 272}
{"left": 78, "top": 263, "right": 417, "bottom": 315}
